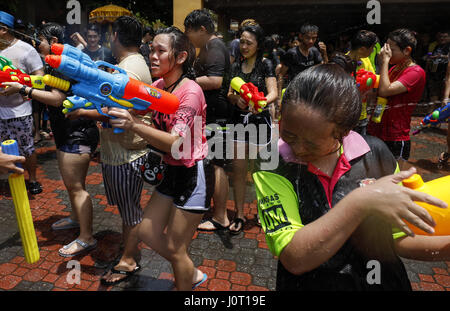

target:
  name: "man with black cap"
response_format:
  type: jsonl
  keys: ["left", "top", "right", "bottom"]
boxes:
{"left": 0, "top": 10, "right": 44, "bottom": 195}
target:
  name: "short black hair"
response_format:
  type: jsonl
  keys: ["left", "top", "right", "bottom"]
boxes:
{"left": 282, "top": 64, "right": 361, "bottom": 141}
{"left": 86, "top": 23, "right": 101, "bottom": 35}
{"left": 112, "top": 15, "right": 142, "bottom": 48}
{"left": 388, "top": 28, "right": 417, "bottom": 55}
{"left": 351, "top": 30, "right": 377, "bottom": 50}
{"left": 155, "top": 26, "right": 196, "bottom": 80}
{"left": 143, "top": 26, "right": 154, "bottom": 37}
{"left": 300, "top": 24, "right": 319, "bottom": 35}
{"left": 37, "top": 22, "right": 65, "bottom": 44}
{"left": 183, "top": 9, "right": 215, "bottom": 34}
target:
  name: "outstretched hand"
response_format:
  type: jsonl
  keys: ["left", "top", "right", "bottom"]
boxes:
{"left": 353, "top": 167, "right": 447, "bottom": 237}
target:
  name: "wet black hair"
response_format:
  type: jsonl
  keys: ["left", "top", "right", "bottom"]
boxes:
{"left": 37, "top": 22, "right": 64, "bottom": 44}
{"left": 330, "top": 52, "right": 357, "bottom": 75}
{"left": 183, "top": 9, "right": 215, "bottom": 34}
{"left": 281, "top": 64, "right": 361, "bottom": 141}
{"left": 86, "top": 23, "right": 101, "bottom": 35}
{"left": 112, "top": 15, "right": 142, "bottom": 48}
{"left": 155, "top": 26, "right": 196, "bottom": 80}
{"left": 351, "top": 30, "right": 377, "bottom": 50}
{"left": 388, "top": 28, "right": 417, "bottom": 55}
{"left": 300, "top": 24, "right": 319, "bottom": 35}
{"left": 143, "top": 26, "right": 154, "bottom": 37}
{"left": 239, "top": 24, "right": 265, "bottom": 59}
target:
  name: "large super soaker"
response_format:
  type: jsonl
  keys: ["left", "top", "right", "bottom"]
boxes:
{"left": 230, "top": 77, "right": 267, "bottom": 113}
{"left": 1, "top": 140, "right": 40, "bottom": 264}
{"left": 44, "top": 44, "right": 180, "bottom": 133}
{"left": 412, "top": 102, "right": 450, "bottom": 135}
{"left": 0, "top": 56, "right": 46, "bottom": 90}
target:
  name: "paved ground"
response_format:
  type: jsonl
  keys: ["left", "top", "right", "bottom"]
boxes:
{"left": 0, "top": 115, "right": 449, "bottom": 291}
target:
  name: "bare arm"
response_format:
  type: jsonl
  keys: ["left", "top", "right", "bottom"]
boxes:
{"left": 107, "top": 108, "right": 178, "bottom": 153}
{"left": 279, "top": 167, "right": 445, "bottom": 275}
{"left": 265, "top": 76, "right": 278, "bottom": 105}
{"left": 377, "top": 43, "right": 408, "bottom": 97}
{"left": 395, "top": 235, "right": 450, "bottom": 261}
{"left": 195, "top": 76, "right": 223, "bottom": 91}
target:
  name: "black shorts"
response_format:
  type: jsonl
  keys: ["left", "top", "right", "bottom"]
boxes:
{"left": 384, "top": 140, "right": 411, "bottom": 161}
{"left": 155, "top": 159, "right": 215, "bottom": 213}
{"left": 232, "top": 109, "right": 273, "bottom": 146}
{"left": 205, "top": 120, "right": 233, "bottom": 170}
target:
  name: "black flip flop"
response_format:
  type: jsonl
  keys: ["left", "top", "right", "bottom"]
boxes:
{"left": 101, "top": 264, "right": 141, "bottom": 286}
{"left": 229, "top": 218, "right": 245, "bottom": 235}
{"left": 197, "top": 219, "right": 229, "bottom": 232}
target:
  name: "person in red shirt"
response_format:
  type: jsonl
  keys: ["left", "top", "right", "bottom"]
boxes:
{"left": 368, "top": 29, "right": 426, "bottom": 169}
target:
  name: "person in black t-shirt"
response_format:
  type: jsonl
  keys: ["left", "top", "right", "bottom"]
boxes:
{"left": 139, "top": 26, "right": 154, "bottom": 69}
{"left": 184, "top": 9, "right": 232, "bottom": 232}
{"left": 227, "top": 24, "right": 278, "bottom": 234}
{"left": 82, "top": 24, "right": 116, "bottom": 67}
{"left": 279, "top": 24, "right": 328, "bottom": 86}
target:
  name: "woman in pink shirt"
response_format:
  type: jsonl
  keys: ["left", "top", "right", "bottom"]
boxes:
{"left": 368, "top": 29, "right": 426, "bottom": 169}
{"left": 108, "top": 27, "right": 212, "bottom": 291}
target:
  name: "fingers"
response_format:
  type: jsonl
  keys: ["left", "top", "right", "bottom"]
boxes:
{"left": 390, "top": 167, "right": 417, "bottom": 184}
{"left": 404, "top": 187, "right": 448, "bottom": 209}
{"left": 402, "top": 205, "right": 435, "bottom": 235}
{"left": 394, "top": 217, "right": 415, "bottom": 237}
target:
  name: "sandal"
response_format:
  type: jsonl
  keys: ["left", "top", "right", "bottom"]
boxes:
{"left": 51, "top": 217, "right": 80, "bottom": 231}
{"left": 192, "top": 273, "right": 208, "bottom": 290}
{"left": 439, "top": 152, "right": 449, "bottom": 162}
{"left": 58, "top": 238, "right": 97, "bottom": 258}
{"left": 229, "top": 218, "right": 245, "bottom": 235}
{"left": 101, "top": 264, "right": 141, "bottom": 286}
{"left": 197, "top": 219, "right": 230, "bottom": 232}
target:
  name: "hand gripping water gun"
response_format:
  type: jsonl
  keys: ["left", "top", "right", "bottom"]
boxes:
{"left": 402, "top": 174, "right": 450, "bottom": 236}
{"left": 412, "top": 102, "right": 450, "bottom": 135}
{"left": 354, "top": 68, "right": 380, "bottom": 93}
{"left": 44, "top": 43, "right": 180, "bottom": 133}
{"left": 230, "top": 77, "right": 267, "bottom": 113}
{"left": 0, "top": 56, "right": 46, "bottom": 89}
{"left": 1, "top": 140, "right": 40, "bottom": 264}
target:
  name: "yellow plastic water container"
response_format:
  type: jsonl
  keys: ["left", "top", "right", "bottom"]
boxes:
{"left": 402, "top": 174, "right": 450, "bottom": 236}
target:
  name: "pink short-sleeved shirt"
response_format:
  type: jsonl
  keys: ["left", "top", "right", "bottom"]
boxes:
{"left": 151, "top": 78, "right": 208, "bottom": 167}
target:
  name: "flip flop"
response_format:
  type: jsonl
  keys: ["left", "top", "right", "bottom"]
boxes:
{"left": 58, "top": 238, "right": 97, "bottom": 258}
{"left": 192, "top": 272, "right": 208, "bottom": 290}
{"left": 52, "top": 217, "right": 80, "bottom": 231}
{"left": 101, "top": 264, "right": 141, "bottom": 286}
{"left": 197, "top": 219, "right": 230, "bottom": 232}
{"left": 229, "top": 218, "right": 245, "bottom": 235}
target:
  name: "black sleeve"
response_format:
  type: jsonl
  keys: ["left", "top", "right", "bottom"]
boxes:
{"left": 230, "top": 62, "right": 241, "bottom": 80}
{"left": 204, "top": 40, "right": 229, "bottom": 77}
{"left": 280, "top": 48, "right": 295, "bottom": 67}
{"left": 312, "top": 47, "right": 323, "bottom": 64}
{"left": 104, "top": 48, "right": 117, "bottom": 65}
{"left": 262, "top": 58, "right": 276, "bottom": 78}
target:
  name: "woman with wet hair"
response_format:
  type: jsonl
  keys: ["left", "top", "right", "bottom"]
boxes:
{"left": 253, "top": 63, "right": 450, "bottom": 291}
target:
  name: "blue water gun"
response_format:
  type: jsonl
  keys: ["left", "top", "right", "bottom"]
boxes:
{"left": 44, "top": 44, "right": 179, "bottom": 133}
{"left": 413, "top": 102, "right": 450, "bottom": 135}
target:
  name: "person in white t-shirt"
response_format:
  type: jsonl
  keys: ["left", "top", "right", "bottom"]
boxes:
{"left": 0, "top": 11, "right": 44, "bottom": 194}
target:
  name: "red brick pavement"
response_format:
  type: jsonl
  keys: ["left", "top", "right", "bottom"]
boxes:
{"left": 0, "top": 116, "right": 449, "bottom": 291}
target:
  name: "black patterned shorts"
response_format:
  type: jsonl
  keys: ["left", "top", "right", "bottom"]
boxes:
{"left": 0, "top": 115, "right": 35, "bottom": 157}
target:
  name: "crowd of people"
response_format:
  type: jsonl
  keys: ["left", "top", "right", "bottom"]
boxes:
{"left": 0, "top": 8, "right": 450, "bottom": 291}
